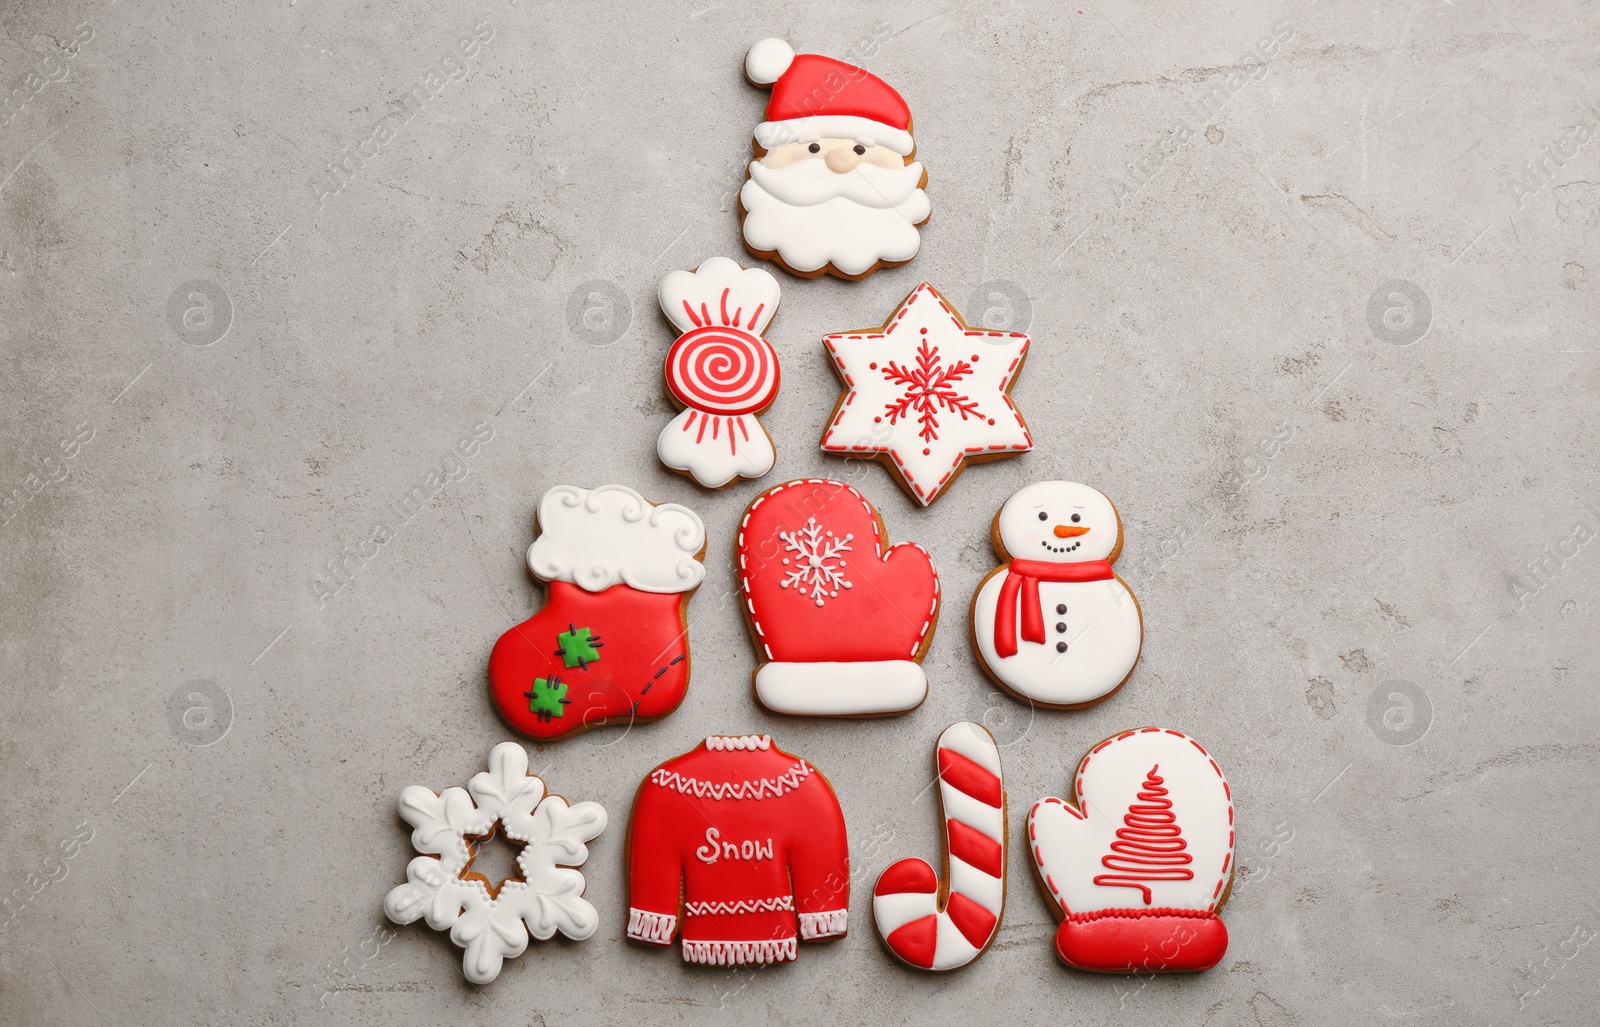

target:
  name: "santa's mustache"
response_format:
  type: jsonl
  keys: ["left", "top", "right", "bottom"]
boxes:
{"left": 747, "top": 158, "right": 925, "bottom": 210}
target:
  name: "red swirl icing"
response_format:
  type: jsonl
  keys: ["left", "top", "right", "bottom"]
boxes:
{"left": 665, "top": 326, "right": 778, "bottom": 416}
{"left": 1092, "top": 765, "right": 1194, "bottom": 904}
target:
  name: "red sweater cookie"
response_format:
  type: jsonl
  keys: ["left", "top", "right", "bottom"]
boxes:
{"left": 626, "top": 735, "right": 849, "bottom": 965}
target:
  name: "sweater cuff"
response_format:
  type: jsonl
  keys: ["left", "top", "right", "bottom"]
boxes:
{"left": 627, "top": 907, "right": 677, "bottom": 945}
{"left": 798, "top": 909, "right": 848, "bottom": 940}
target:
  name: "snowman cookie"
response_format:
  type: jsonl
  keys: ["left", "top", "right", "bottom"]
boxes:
{"left": 740, "top": 38, "right": 931, "bottom": 280}
{"left": 970, "top": 481, "right": 1142, "bottom": 708}
{"left": 487, "top": 484, "right": 706, "bottom": 740}
{"left": 656, "top": 257, "right": 783, "bottom": 488}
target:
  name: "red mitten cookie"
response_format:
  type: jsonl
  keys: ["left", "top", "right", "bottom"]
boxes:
{"left": 736, "top": 479, "right": 939, "bottom": 716}
{"left": 1028, "top": 728, "right": 1235, "bottom": 973}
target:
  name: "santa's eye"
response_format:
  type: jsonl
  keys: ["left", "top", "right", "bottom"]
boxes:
{"left": 1038, "top": 511, "right": 1048, "bottom": 521}
{"left": 808, "top": 143, "right": 821, "bottom": 154}
{"left": 853, "top": 144, "right": 866, "bottom": 155}
{"left": 1071, "top": 514, "right": 1081, "bottom": 523}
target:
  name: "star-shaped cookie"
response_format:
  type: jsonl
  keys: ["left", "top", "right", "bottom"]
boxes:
{"left": 820, "top": 283, "right": 1032, "bottom": 506}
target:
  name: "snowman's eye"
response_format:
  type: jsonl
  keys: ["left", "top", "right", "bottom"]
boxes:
{"left": 1071, "top": 514, "right": 1081, "bottom": 523}
{"left": 1038, "top": 511, "right": 1048, "bottom": 521}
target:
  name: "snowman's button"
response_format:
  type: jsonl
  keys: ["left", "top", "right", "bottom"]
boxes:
{"left": 1055, "top": 642, "right": 1068, "bottom": 653}
{"left": 1056, "top": 604, "right": 1067, "bottom": 614}
{"left": 1055, "top": 622, "right": 1067, "bottom": 633}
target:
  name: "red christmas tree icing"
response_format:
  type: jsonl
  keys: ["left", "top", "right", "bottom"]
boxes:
{"left": 880, "top": 339, "right": 981, "bottom": 443}
{"left": 1093, "top": 764, "right": 1195, "bottom": 905}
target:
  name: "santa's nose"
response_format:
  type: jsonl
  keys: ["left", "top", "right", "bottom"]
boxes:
{"left": 1053, "top": 525, "right": 1090, "bottom": 538}
{"left": 824, "top": 147, "right": 861, "bottom": 174}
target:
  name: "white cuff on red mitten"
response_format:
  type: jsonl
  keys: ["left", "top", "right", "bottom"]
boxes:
{"left": 798, "top": 908, "right": 849, "bottom": 940}
{"left": 627, "top": 907, "right": 677, "bottom": 945}
{"left": 755, "top": 661, "right": 926, "bottom": 716}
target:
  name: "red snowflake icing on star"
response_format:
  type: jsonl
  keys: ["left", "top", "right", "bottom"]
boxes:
{"left": 879, "top": 339, "right": 983, "bottom": 443}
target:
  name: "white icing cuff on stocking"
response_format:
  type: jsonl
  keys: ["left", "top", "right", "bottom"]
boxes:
{"left": 798, "top": 909, "right": 849, "bottom": 940}
{"left": 528, "top": 484, "right": 707, "bottom": 594}
{"left": 754, "top": 660, "right": 927, "bottom": 716}
{"left": 627, "top": 907, "right": 677, "bottom": 945}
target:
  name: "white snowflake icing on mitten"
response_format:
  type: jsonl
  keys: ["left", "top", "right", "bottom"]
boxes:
{"left": 383, "top": 742, "right": 607, "bottom": 984}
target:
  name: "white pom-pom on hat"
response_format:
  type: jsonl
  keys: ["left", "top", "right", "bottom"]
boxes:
{"left": 746, "top": 38, "right": 796, "bottom": 85}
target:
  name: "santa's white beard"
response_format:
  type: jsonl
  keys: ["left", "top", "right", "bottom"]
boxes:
{"left": 741, "top": 160, "right": 930, "bottom": 277}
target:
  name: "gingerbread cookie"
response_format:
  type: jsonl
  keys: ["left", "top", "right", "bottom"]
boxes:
{"left": 626, "top": 734, "right": 849, "bottom": 965}
{"left": 736, "top": 479, "right": 939, "bottom": 716}
{"left": 384, "top": 742, "right": 608, "bottom": 984}
{"left": 740, "top": 37, "right": 930, "bottom": 280}
{"left": 872, "top": 722, "right": 1007, "bottom": 971}
{"left": 488, "top": 484, "right": 706, "bottom": 740}
{"left": 1027, "top": 728, "right": 1234, "bottom": 973}
{"left": 656, "top": 257, "right": 783, "bottom": 488}
{"left": 970, "top": 481, "right": 1142, "bottom": 708}
{"left": 820, "top": 282, "right": 1032, "bottom": 506}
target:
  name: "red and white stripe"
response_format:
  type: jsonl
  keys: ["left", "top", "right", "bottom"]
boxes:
{"left": 872, "top": 722, "right": 1006, "bottom": 971}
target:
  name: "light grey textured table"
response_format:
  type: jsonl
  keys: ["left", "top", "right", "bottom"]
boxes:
{"left": 2, "top": 0, "right": 1597, "bottom": 1024}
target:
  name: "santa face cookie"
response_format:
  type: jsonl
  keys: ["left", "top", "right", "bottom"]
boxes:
{"left": 657, "top": 257, "right": 783, "bottom": 488}
{"left": 626, "top": 735, "right": 849, "bottom": 965}
{"left": 740, "top": 38, "right": 930, "bottom": 280}
{"left": 488, "top": 484, "right": 706, "bottom": 740}
{"left": 821, "top": 283, "right": 1032, "bottom": 506}
{"left": 736, "top": 479, "right": 939, "bottom": 716}
{"left": 873, "top": 722, "right": 1006, "bottom": 971}
{"left": 1027, "top": 728, "right": 1234, "bottom": 973}
{"left": 384, "top": 742, "right": 607, "bottom": 984}
{"left": 971, "top": 481, "right": 1142, "bottom": 708}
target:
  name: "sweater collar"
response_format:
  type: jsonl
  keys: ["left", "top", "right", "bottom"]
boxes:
{"left": 705, "top": 735, "right": 772, "bottom": 752}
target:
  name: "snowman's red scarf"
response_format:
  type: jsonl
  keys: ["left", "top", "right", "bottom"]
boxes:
{"left": 995, "top": 558, "right": 1115, "bottom": 658}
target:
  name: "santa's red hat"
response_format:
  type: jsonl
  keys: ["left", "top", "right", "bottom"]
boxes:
{"left": 745, "top": 38, "right": 915, "bottom": 156}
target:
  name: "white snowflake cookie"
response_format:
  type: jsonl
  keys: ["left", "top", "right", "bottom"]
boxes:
{"left": 383, "top": 742, "right": 608, "bottom": 984}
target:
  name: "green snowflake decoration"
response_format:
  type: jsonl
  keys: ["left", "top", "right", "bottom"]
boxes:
{"left": 525, "top": 676, "right": 570, "bottom": 722}
{"left": 555, "top": 624, "right": 603, "bottom": 670}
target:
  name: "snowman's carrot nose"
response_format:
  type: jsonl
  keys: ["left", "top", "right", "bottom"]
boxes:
{"left": 1053, "top": 525, "right": 1090, "bottom": 538}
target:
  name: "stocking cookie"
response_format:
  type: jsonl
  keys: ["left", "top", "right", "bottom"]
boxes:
{"left": 626, "top": 734, "right": 849, "bottom": 965}
{"left": 736, "top": 479, "right": 939, "bottom": 716}
{"left": 971, "top": 481, "right": 1142, "bottom": 707}
{"left": 657, "top": 257, "right": 783, "bottom": 488}
{"left": 383, "top": 742, "right": 607, "bottom": 984}
{"left": 488, "top": 484, "right": 706, "bottom": 740}
{"left": 820, "top": 283, "right": 1032, "bottom": 506}
{"left": 872, "top": 722, "right": 1006, "bottom": 971}
{"left": 1027, "top": 728, "right": 1234, "bottom": 973}
{"left": 740, "top": 37, "right": 930, "bottom": 280}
